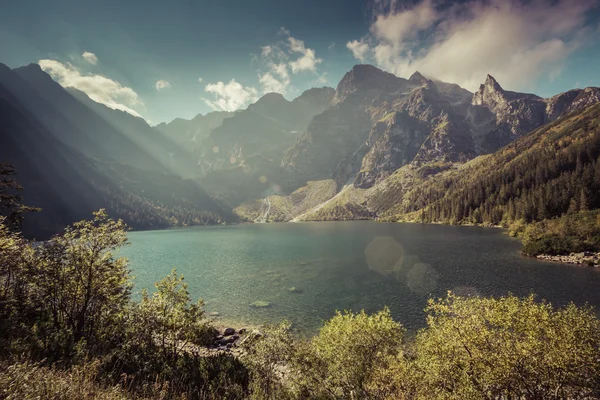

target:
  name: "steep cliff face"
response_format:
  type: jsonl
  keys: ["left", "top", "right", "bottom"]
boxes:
{"left": 354, "top": 112, "right": 429, "bottom": 188}
{"left": 469, "top": 75, "right": 600, "bottom": 153}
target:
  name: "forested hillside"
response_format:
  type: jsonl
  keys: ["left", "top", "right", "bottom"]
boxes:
{"left": 368, "top": 103, "right": 600, "bottom": 254}
{"left": 378, "top": 103, "right": 600, "bottom": 224}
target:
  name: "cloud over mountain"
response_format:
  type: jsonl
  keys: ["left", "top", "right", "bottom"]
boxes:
{"left": 39, "top": 59, "right": 144, "bottom": 118}
{"left": 203, "top": 79, "right": 259, "bottom": 111}
{"left": 348, "top": 0, "right": 599, "bottom": 91}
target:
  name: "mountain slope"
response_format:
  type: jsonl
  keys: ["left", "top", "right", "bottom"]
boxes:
{"left": 282, "top": 65, "right": 600, "bottom": 198}
{"left": 68, "top": 88, "right": 199, "bottom": 178}
{"left": 0, "top": 64, "right": 236, "bottom": 238}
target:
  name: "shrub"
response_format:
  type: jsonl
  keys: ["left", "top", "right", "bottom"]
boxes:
{"left": 293, "top": 308, "right": 405, "bottom": 399}
{"left": 413, "top": 293, "right": 600, "bottom": 399}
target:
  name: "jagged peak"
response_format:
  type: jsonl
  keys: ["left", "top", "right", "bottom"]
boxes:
{"left": 482, "top": 74, "right": 504, "bottom": 92}
{"left": 335, "top": 64, "right": 407, "bottom": 103}
{"left": 409, "top": 71, "right": 428, "bottom": 84}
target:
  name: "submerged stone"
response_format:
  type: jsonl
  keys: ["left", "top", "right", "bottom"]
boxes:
{"left": 250, "top": 300, "right": 273, "bottom": 308}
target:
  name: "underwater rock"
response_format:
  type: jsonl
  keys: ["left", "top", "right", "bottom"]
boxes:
{"left": 250, "top": 300, "right": 273, "bottom": 308}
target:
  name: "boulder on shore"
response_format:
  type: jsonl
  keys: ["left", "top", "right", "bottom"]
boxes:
{"left": 223, "top": 327, "right": 235, "bottom": 336}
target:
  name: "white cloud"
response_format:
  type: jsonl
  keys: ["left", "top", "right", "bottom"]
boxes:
{"left": 347, "top": 0, "right": 598, "bottom": 91}
{"left": 203, "top": 79, "right": 259, "bottom": 111}
{"left": 39, "top": 59, "right": 144, "bottom": 118}
{"left": 258, "top": 62, "right": 291, "bottom": 94}
{"left": 82, "top": 51, "right": 98, "bottom": 65}
{"left": 287, "top": 37, "right": 322, "bottom": 73}
{"left": 255, "top": 30, "right": 324, "bottom": 95}
{"left": 346, "top": 40, "right": 370, "bottom": 62}
{"left": 371, "top": 0, "right": 437, "bottom": 45}
{"left": 314, "top": 73, "right": 328, "bottom": 85}
{"left": 262, "top": 45, "right": 273, "bottom": 57}
{"left": 198, "top": 77, "right": 203, "bottom": 83}
{"left": 259, "top": 72, "right": 289, "bottom": 93}
{"left": 155, "top": 79, "right": 171, "bottom": 91}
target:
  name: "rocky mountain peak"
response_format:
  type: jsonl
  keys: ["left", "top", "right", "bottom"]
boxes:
{"left": 409, "top": 71, "right": 429, "bottom": 86}
{"left": 256, "top": 92, "right": 287, "bottom": 104}
{"left": 472, "top": 74, "right": 508, "bottom": 108}
{"left": 334, "top": 64, "right": 407, "bottom": 103}
{"left": 484, "top": 74, "right": 502, "bottom": 89}
{"left": 246, "top": 92, "right": 289, "bottom": 114}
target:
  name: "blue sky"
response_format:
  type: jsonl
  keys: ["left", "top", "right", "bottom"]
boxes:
{"left": 1, "top": 0, "right": 599, "bottom": 124}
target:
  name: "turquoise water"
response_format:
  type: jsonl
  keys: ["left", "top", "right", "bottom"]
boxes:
{"left": 121, "top": 222, "right": 600, "bottom": 336}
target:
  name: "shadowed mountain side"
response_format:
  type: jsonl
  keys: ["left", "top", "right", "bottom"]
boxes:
{"left": 2, "top": 63, "right": 178, "bottom": 175}
{"left": 68, "top": 88, "right": 200, "bottom": 178}
{"left": 154, "top": 111, "right": 234, "bottom": 157}
{"left": 0, "top": 82, "right": 236, "bottom": 239}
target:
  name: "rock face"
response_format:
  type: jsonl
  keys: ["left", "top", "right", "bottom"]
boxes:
{"left": 282, "top": 67, "right": 477, "bottom": 189}
{"left": 283, "top": 66, "right": 600, "bottom": 193}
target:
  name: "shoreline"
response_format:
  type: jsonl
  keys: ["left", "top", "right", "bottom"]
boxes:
{"left": 535, "top": 252, "right": 600, "bottom": 268}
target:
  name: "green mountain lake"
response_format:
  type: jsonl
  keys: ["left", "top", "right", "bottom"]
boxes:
{"left": 121, "top": 221, "right": 600, "bottom": 336}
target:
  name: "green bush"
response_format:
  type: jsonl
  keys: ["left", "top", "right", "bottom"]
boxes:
{"left": 412, "top": 293, "right": 600, "bottom": 399}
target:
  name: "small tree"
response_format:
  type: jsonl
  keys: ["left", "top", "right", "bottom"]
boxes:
{"left": 0, "top": 163, "right": 39, "bottom": 231}
{"left": 132, "top": 269, "right": 215, "bottom": 361}
{"left": 0, "top": 216, "right": 36, "bottom": 347}
{"left": 31, "top": 209, "right": 131, "bottom": 356}
{"left": 243, "top": 322, "right": 295, "bottom": 400}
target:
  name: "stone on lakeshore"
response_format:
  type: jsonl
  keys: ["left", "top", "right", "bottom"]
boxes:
{"left": 223, "top": 327, "right": 235, "bottom": 336}
{"left": 250, "top": 300, "right": 272, "bottom": 308}
{"left": 288, "top": 286, "right": 303, "bottom": 293}
{"left": 209, "top": 311, "right": 220, "bottom": 317}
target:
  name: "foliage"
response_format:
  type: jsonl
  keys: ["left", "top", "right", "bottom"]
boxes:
{"left": 0, "top": 359, "right": 137, "bottom": 400}
{"left": 520, "top": 210, "right": 600, "bottom": 255}
{"left": 299, "top": 308, "right": 404, "bottom": 398}
{"left": 0, "top": 163, "right": 39, "bottom": 231}
{"left": 135, "top": 269, "right": 217, "bottom": 359}
{"left": 28, "top": 209, "right": 131, "bottom": 358}
{"left": 243, "top": 322, "right": 296, "bottom": 400}
{"left": 367, "top": 103, "right": 600, "bottom": 254}
{"left": 0, "top": 209, "right": 248, "bottom": 399}
{"left": 413, "top": 293, "right": 600, "bottom": 399}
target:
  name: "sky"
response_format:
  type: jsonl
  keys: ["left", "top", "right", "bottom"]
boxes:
{"left": 1, "top": 0, "right": 600, "bottom": 124}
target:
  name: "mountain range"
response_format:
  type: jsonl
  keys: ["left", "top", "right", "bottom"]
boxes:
{"left": 1, "top": 61, "right": 599, "bottom": 238}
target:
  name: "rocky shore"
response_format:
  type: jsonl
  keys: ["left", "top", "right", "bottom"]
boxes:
{"left": 189, "top": 325, "right": 264, "bottom": 358}
{"left": 536, "top": 251, "right": 600, "bottom": 267}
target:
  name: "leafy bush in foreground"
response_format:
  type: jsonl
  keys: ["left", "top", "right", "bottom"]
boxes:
{"left": 246, "top": 295, "right": 600, "bottom": 400}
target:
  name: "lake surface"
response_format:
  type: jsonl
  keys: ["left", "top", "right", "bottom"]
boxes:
{"left": 121, "top": 222, "right": 600, "bottom": 336}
